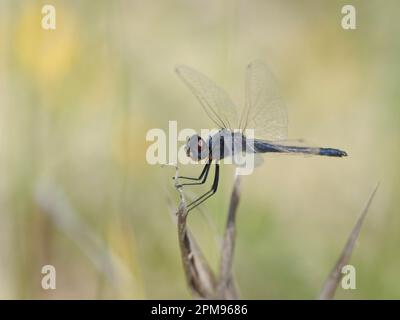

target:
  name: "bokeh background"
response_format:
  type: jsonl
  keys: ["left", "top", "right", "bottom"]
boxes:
{"left": 0, "top": 0, "right": 399, "bottom": 299}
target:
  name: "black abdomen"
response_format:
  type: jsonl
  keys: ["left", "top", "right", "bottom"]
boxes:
{"left": 253, "top": 140, "right": 347, "bottom": 157}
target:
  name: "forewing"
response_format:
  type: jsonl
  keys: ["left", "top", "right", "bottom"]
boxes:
{"left": 175, "top": 65, "right": 238, "bottom": 129}
{"left": 240, "top": 60, "right": 288, "bottom": 141}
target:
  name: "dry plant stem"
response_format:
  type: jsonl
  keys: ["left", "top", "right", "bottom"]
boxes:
{"left": 318, "top": 183, "right": 380, "bottom": 300}
{"left": 174, "top": 166, "right": 241, "bottom": 299}
{"left": 177, "top": 203, "right": 217, "bottom": 298}
{"left": 174, "top": 166, "right": 217, "bottom": 298}
{"left": 218, "top": 173, "right": 241, "bottom": 299}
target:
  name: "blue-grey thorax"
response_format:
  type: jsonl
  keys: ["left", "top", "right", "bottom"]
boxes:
{"left": 206, "top": 129, "right": 250, "bottom": 161}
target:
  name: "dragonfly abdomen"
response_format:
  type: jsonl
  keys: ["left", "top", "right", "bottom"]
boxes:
{"left": 317, "top": 147, "right": 348, "bottom": 157}
{"left": 253, "top": 140, "right": 347, "bottom": 157}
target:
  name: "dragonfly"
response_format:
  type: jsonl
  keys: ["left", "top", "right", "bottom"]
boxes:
{"left": 174, "top": 61, "right": 347, "bottom": 212}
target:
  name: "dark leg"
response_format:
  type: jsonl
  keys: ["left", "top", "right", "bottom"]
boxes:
{"left": 187, "top": 163, "right": 219, "bottom": 213}
{"left": 175, "top": 161, "right": 211, "bottom": 187}
{"left": 174, "top": 160, "right": 211, "bottom": 181}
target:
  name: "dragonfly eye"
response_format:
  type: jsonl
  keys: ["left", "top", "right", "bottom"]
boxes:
{"left": 197, "top": 137, "right": 205, "bottom": 151}
{"left": 185, "top": 134, "right": 208, "bottom": 161}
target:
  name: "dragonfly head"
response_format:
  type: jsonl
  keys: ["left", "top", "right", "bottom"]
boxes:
{"left": 185, "top": 134, "right": 208, "bottom": 161}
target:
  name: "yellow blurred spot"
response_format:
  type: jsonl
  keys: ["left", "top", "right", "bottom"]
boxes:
{"left": 14, "top": 4, "right": 79, "bottom": 83}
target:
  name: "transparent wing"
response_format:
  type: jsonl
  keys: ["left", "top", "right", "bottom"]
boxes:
{"left": 240, "top": 60, "right": 288, "bottom": 141}
{"left": 175, "top": 65, "right": 238, "bottom": 130}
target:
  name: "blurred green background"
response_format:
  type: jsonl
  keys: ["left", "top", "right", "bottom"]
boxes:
{"left": 0, "top": 0, "right": 399, "bottom": 299}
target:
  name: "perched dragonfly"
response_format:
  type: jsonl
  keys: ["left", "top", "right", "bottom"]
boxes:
{"left": 175, "top": 61, "right": 347, "bottom": 212}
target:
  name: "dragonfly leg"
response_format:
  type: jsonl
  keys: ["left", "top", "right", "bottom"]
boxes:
{"left": 175, "top": 161, "right": 211, "bottom": 187}
{"left": 187, "top": 163, "right": 219, "bottom": 213}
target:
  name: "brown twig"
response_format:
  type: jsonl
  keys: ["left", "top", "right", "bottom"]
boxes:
{"left": 173, "top": 165, "right": 217, "bottom": 298}
{"left": 177, "top": 202, "right": 217, "bottom": 298}
{"left": 174, "top": 166, "right": 241, "bottom": 299}
{"left": 318, "top": 182, "right": 380, "bottom": 300}
{"left": 217, "top": 172, "right": 241, "bottom": 299}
